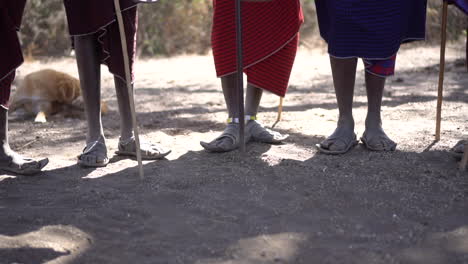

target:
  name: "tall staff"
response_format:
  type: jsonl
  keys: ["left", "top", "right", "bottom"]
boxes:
{"left": 235, "top": 0, "right": 246, "bottom": 153}
{"left": 435, "top": 0, "right": 448, "bottom": 141}
{"left": 114, "top": 0, "right": 144, "bottom": 178}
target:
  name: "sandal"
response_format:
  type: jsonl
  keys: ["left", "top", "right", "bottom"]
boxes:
{"left": 77, "top": 138, "right": 109, "bottom": 167}
{"left": 246, "top": 119, "right": 288, "bottom": 144}
{"left": 451, "top": 140, "right": 466, "bottom": 160}
{"left": 360, "top": 132, "right": 397, "bottom": 152}
{"left": 201, "top": 122, "right": 245, "bottom": 152}
{"left": 0, "top": 156, "right": 49, "bottom": 176}
{"left": 116, "top": 136, "right": 171, "bottom": 160}
{"left": 316, "top": 133, "right": 358, "bottom": 155}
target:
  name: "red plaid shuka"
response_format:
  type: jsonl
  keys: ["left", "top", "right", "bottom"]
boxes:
{"left": 211, "top": 0, "right": 304, "bottom": 97}
{"left": 363, "top": 55, "right": 398, "bottom": 77}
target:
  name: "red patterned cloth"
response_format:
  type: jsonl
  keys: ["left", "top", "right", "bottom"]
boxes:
{"left": 63, "top": 0, "right": 139, "bottom": 83}
{"left": 363, "top": 55, "right": 398, "bottom": 77}
{"left": 211, "top": 0, "right": 304, "bottom": 97}
{"left": 0, "top": 0, "right": 26, "bottom": 107}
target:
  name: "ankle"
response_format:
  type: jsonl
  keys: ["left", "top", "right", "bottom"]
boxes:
{"left": 365, "top": 113, "right": 382, "bottom": 128}
{"left": 87, "top": 133, "right": 105, "bottom": 144}
{"left": 119, "top": 135, "right": 135, "bottom": 145}
{"left": 337, "top": 115, "right": 354, "bottom": 128}
{"left": 227, "top": 115, "right": 257, "bottom": 124}
{"left": 120, "top": 130, "right": 134, "bottom": 141}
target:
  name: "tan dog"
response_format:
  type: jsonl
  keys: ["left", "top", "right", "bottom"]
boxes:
{"left": 10, "top": 69, "right": 108, "bottom": 122}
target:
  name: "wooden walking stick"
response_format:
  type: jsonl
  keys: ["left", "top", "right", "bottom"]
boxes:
{"left": 235, "top": 0, "right": 246, "bottom": 153}
{"left": 435, "top": 0, "right": 449, "bottom": 141}
{"left": 114, "top": 0, "right": 145, "bottom": 179}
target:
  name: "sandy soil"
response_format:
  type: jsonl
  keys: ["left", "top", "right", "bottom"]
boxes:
{"left": 1, "top": 44, "right": 467, "bottom": 264}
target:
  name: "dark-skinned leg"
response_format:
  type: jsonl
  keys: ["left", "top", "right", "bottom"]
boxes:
{"left": 222, "top": 73, "right": 240, "bottom": 118}
{"left": 245, "top": 83, "right": 262, "bottom": 116}
{"left": 114, "top": 77, "right": 133, "bottom": 140}
{"left": 245, "top": 82, "right": 288, "bottom": 143}
{"left": 362, "top": 71, "right": 396, "bottom": 151}
{"left": 201, "top": 74, "right": 241, "bottom": 152}
{"left": 0, "top": 107, "right": 48, "bottom": 175}
{"left": 318, "top": 56, "right": 358, "bottom": 154}
{"left": 74, "top": 35, "right": 108, "bottom": 166}
{"left": 114, "top": 77, "right": 170, "bottom": 159}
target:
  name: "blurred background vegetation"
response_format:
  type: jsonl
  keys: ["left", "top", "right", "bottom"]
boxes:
{"left": 20, "top": 0, "right": 467, "bottom": 59}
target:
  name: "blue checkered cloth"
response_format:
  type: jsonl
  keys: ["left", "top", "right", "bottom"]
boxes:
{"left": 447, "top": 0, "right": 468, "bottom": 14}
{"left": 315, "top": 0, "right": 427, "bottom": 59}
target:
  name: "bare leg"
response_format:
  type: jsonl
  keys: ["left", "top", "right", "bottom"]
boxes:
{"left": 245, "top": 83, "right": 262, "bottom": 116}
{"left": 74, "top": 35, "right": 105, "bottom": 143}
{"left": 0, "top": 107, "right": 48, "bottom": 175}
{"left": 114, "top": 77, "right": 170, "bottom": 159}
{"left": 362, "top": 71, "right": 396, "bottom": 151}
{"left": 200, "top": 74, "right": 241, "bottom": 152}
{"left": 114, "top": 77, "right": 134, "bottom": 140}
{"left": 222, "top": 73, "right": 240, "bottom": 118}
{"left": 74, "top": 35, "right": 108, "bottom": 166}
{"left": 245, "top": 82, "right": 288, "bottom": 143}
{"left": 318, "top": 56, "right": 358, "bottom": 154}
{"left": 222, "top": 75, "right": 264, "bottom": 118}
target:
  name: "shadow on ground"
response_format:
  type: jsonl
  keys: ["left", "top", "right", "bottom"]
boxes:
{"left": 1, "top": 133, "right": 467, "bottom": 263}
{"left": 1, "top": 55, "right": 467, "bottom": 263}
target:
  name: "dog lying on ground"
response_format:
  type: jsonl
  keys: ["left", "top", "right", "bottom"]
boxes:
{"left": 9, "top": 69, "right": 108, "bottom": 122}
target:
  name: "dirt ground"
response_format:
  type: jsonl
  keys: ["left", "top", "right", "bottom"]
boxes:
{"left": 0, "top": 44, "right": 467, "bottom": 264}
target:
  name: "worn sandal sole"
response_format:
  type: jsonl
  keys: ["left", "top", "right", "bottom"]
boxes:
{"left": 315, "top": 140, "right": 358, "bottom": 155}
{"left": 200, "top": 141, "right": 239, "bottom": 153}
{"left": 77, "top": 138, "right": 109, "bottom": 168}
{"left": 115, "top": 150, "right": 171, "bottom": 160}
{"left": 201, "top": 123, "right": 243, "bottom": 153}
{"left": 247, "top": 121, "right": 288, "bottom": 144}
{"left": 360, "top": 136, "right": 397, "bottom": 152}
{"left": 0, "top": 158, "right": 49, "bottom": 176}
{"left": 252, "top": 136, "right": 288, "bottom": 144}
{"left": 77, "top": 158, "right": 109, "bottom": 168}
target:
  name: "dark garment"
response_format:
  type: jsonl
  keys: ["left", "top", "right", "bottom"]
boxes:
{"left": 63, "top": 0, "right": 139, "bottom": 82}
{"left": 315, "top": 0, "right": 427, "bottom": 59}
{"left": 132, "top": 0, "right": 158, "bottom": 2}
{"left": 0, "top": 0, "right": 26, "bottom": 106}
{"left": 447, "top": 0, "right": 468, "bottom": 14}
{"left": 0, "top": 0, "right": 26, "bottom": 81}
{"left": 0, "top": 71, "right": 14, "bottom": 108}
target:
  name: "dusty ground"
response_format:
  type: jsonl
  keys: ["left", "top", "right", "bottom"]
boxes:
{"left": 0, "top": 44, "right": 467, "bottom": 264}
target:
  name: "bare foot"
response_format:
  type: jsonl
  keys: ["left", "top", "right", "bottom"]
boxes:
{"left": 77, "top": 135, "right": 109, "bottom": 167}
{"left": 451, "top": 140, "right": 466, "bottom": 159}
{"left": 247, "top": 120, "right": 288, "bottom": 144}
{"left": 117, "top": 136, "right": 171, "bottom": 160}
{"left": 361, "top": 116, "right": 396, "bottom": 151}
{"left": 317, "top": 116, "right": 358, "bottom": 154}
{"left": 0, "top": 145, "right": 48, "bottom": 175}
{"left": 201, "top": 123, "right": 246, "bottom": 153}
